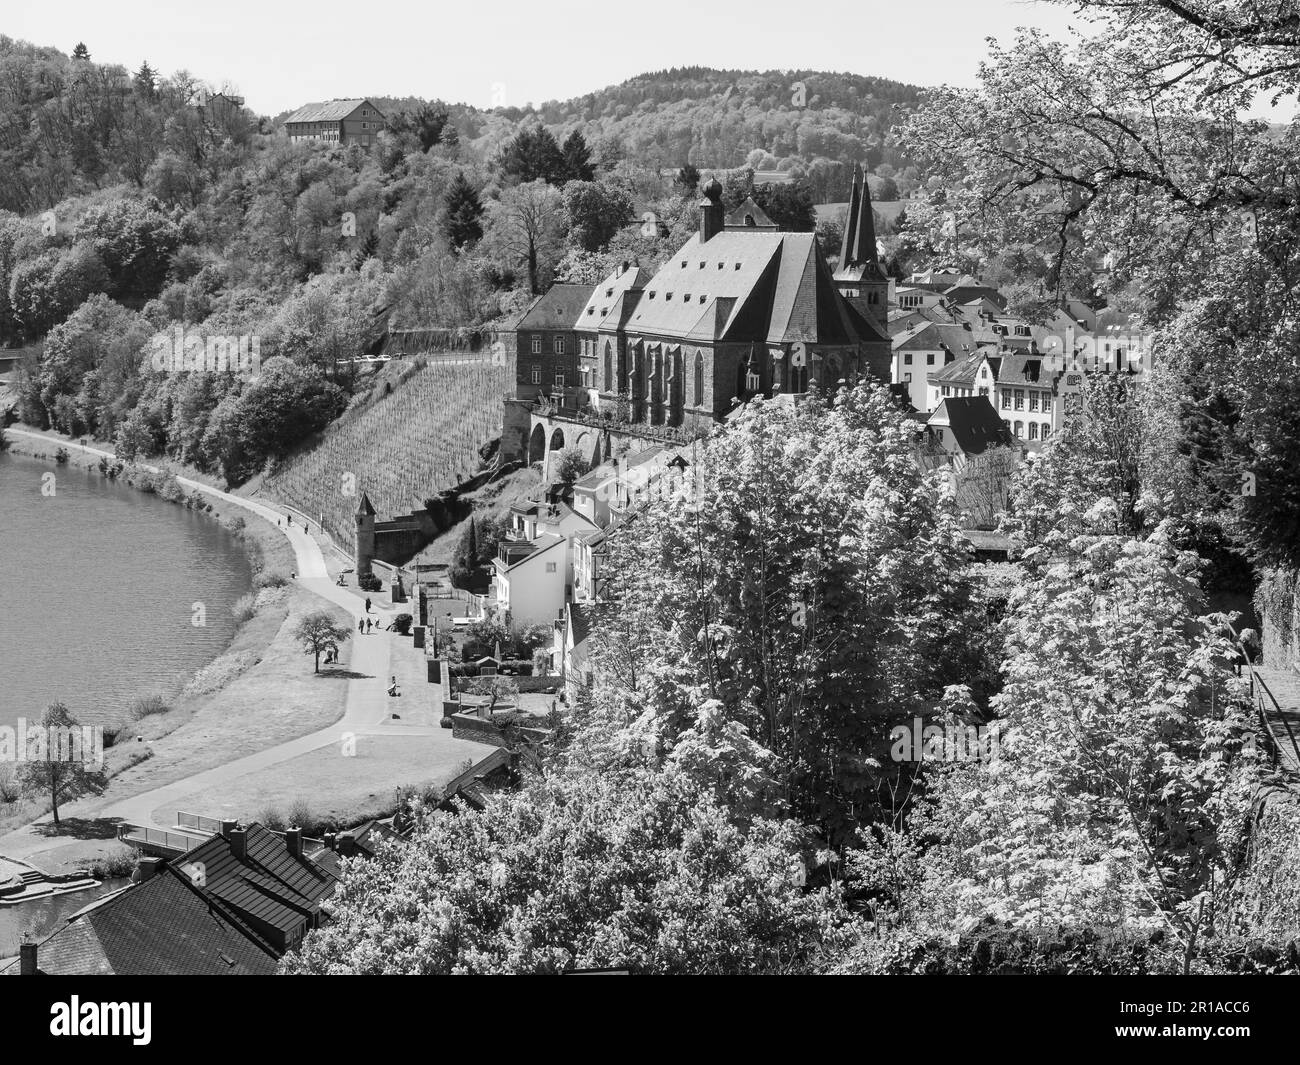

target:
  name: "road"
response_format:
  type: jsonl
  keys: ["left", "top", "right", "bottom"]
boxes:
{"left": 1, "top": 429, "right": 489, "bottom": 861}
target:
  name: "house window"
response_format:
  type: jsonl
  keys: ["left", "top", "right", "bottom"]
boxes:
{"left": 554, "top": 336, "right": 565, "bottom": 354}
{"left": 1014, "top": 389, "right": 1025, "bottom": 410}
{"left": 530, "top": 366, "right": 541, "bottom": 384}
{"left": 979, "top": 386, "right": 988, "bottom": 396}
{"left": 1028, "top": 422, "right": 1039, "bottom": 440}
{"left": 926, "top": 353, "right": 935, "bottom": 365}
{"left": 904, "top": 353, "right": 913, "bottom": 365}
{"left": 1001, "top": 391, "right": 1011, "bottom": 409}
{"left": 1029, "top": 392, "right": 1039, "bottom": 412}
{"left": 904, "top": 372, "right": 912, "bottom": 383}
{"left": 531, "top": 335, "right": 541, "bottom": 354}
{"left": 554, "top": 374, "right": 565, "bottom": 389}
{"left": 1014, "top": 420, "right": 1024, "bottom": 437}
{"left": 545, "top": 562, "right": 557, "bottom": 573}
{"left": 1042, "top": 425, "right": 1051, "bottom": 440}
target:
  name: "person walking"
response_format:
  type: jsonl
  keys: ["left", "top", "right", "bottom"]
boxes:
{"left": 365, "top": 597, "right": 372, "bottom": 614}
{"left": 358, "top": 618, "right": 364, "bottom": 634}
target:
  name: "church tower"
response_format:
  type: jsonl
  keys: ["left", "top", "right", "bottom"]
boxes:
{"left": 834, "top": 163, "right": 889, "bottom": 330}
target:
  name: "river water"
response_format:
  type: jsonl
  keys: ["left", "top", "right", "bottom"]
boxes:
{"left": 0, "top": 450, "right": 254, "bottom": 732}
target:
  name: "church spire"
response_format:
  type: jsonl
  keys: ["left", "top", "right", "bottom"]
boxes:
{"left": 839, "top": 163, "right": 881, "bottom": 271}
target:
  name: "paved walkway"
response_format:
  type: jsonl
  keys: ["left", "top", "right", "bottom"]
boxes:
{"left": 1, "top": 429, "right": 493, "bottom": 864}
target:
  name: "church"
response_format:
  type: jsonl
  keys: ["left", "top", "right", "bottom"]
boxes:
{"left": 509, "top": 168, "right": 892, "bottom": 432}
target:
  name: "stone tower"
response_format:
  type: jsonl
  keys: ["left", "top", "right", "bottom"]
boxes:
{"left": 834, "top": 163, "right": 890, "bottom": 329}
{"left": 355, "top": 492, "right": 376, "bottom": 579}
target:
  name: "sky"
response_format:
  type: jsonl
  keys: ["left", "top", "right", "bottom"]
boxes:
{"left": 5, "top": 0, "right": 1089, "bottom": 115}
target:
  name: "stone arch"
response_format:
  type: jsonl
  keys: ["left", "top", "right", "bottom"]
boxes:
{"left": 528, "top": 422, "right": 546, "bottom": 466}
{"left": 693, "top": 350, "right": 705, "bottom": 408}
{"left": 574, "top": 430, "right": 599, "bottom": 469}
{"left": 549, "top": 427, "right": 566, "bottom": 453}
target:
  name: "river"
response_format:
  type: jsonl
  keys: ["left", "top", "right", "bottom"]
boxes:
{"left": 0, "top": 449, "right": 254, "bottom": 732}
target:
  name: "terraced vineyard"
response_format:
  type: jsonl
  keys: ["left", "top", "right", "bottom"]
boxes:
{"left": 264, "top": 355, "right": 510, "bottom": 551}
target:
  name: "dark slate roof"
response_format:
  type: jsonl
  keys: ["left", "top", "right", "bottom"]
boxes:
{"left": 577, "top": 264, "right": 649, "bottom": 331}
{"left": 516, "top": 284, "right": 596, "bottom": 332}
{"left": 932, "top": 397, "right": 1014, "bottom": 456}
{"left": 724, "top": 197, "right": 778, "bottom": 229}
{"left": 991, "top": 352, "right": 1054, "bottom": 385}
{"left": 628, "top": 231, "right": 866, "bottom": 347}
{"left": 176, "top": 824, "right": 338, "bottom": 937}
{"left": 928, "top": 349, "right": 990, "bottom": 387}
{"left": 894, "top": 322, "right": 982, "bottom": 358}
{"left": 284, "top": 99, "right": 380, "bottom": 123}
{"left": 2, "top": 868, "right": 277, "bottom": 976}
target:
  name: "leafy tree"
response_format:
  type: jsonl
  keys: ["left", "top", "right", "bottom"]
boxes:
{"left": 294, "top": 610, "right": 352, "bottom": 673}
{"left": 280, "top": 762, "right": 852, "bottom": 974}
{"left": 561, "top": 180, "right": 632, "bottom": 252}
{"left": 17, "top": 703, "right": 107, "bottom": 826}
{"left": 441, "top": 172, "right": 484, "bottom": 251}
{"left": 71, "top": 42, "right": 90, "bottom": 61}
{"left": 389, "top": 103, "right": 450, "bottom": 153}
{"left": 1240, "top": 377, "right": 1300, "bottom": 570}
{"left": 592, "top": 382, "right": 984, "bottom": 840}
{"left": 552, "top": 446, "right": 589, "bottom": 486}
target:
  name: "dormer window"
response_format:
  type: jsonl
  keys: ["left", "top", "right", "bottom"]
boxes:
{"left": 699, "top": 295, "right": 706, "bottom": 304}
{"left": 665, "top": 292, "right": 673, "bottom": 300}
{"left": 734, "top": 263, "right": 741, "bottom": 270}
{"left": 699, "top": 262, "right": 705, "bottom": 268}
{"left": 683, "top": 294, "right": 689, "bottom": 301}
{"left": 717, "top": 262, "right": 724, "bottom": 269}
{"left": 649, "top": 291, "right": 656, "bottom": 299}
{"left": 680, "top": 261, "right": 687, "bottom": 268}
{"left": 606, "top": 289, "right": 613, "bottom": 297}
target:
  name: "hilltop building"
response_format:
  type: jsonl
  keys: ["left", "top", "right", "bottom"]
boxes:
{"left": 284, "top": 99, "right": 385, "bottom": 147}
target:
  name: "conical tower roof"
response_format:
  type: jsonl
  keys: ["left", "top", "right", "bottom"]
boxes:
{"left": 838, "top": 163, "right": 884, "bottom": 276}
{"left": 356, "top": 492, "right": 376, "bottom": 516}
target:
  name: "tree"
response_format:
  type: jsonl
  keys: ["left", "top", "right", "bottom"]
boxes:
{"left": 497, "top": 125, "right": 567, "bottom": 185}
{"left": 294, "top": 611, "right": 352, "bottom": 673}
{"left": 17, "top": 703, "right": 107, "bottom": 826}
{"left": 389, "top": 103, "right": 450, "bottom": 153}
{"left": 133, "top": 61, "right": 157, "bottom": 97}
{"left": 674, "top": 163, "right": 701, "bottom": 193}
{"left": 561, "top": 180, "right": 632, "bottom": 252}
{"left": 591, "top": 382, "right": 985, "bottom": 840}
{"left": 280, "top": 762, "right": 853, "bottom": 974}
{"left": 485, "top": 180, "right": 567, "bottom": 294}
{"left": 441, "top": 172, "right": 484, "bottom": 251}
{"left": 553, "top": 446, "right": 589, "bottom": 486}
{"left": 71, "top": 42, "right": 90, "bottom": 61}
{"left": 450, "top": 517, "right": 479, "bottom": 588}
{"left": 561, "top": 130, "right": 594, "bottom": 181}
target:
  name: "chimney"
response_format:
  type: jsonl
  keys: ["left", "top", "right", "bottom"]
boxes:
{"left": 132, "top": 856, "right": 163, "bottom": 884}
{"left": 620, "top": 260, "right": 630, "bottom": 273}
{"left": 324, "top": 831, "right": 337, "bottom": 851}
{"left": 19, "top": 936, "right": 37, "bottom": 976}
{"left": 220, "top": 819, "right": 237, "bottom": 839}
{"left": 699, "top": 178, "right": 723, "bottom": 243}
{"left": 229, "top": 825, "right": 247, "bottom": 861}
{"left": 285, "top": 827, "right": 303, "bottom": 859}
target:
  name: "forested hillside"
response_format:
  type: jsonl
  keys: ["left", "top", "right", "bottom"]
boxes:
{"left": 0, "top": 38, "right": 930, "bottom": 494}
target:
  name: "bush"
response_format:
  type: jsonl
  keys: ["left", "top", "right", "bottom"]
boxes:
{"left": 231, "top": 593, "right": 257, "bottom": 624}
{"left": 0, "top": 764, "right": 19, "bottom": 804}
{"left": 129, "top": 693, "right": 171, "bottom": 720}
{"left": 287, "top": 797, "right": 317, "bottom": 835}
{"left": 257, "top": 805, "right": 286, "bottom": 831}
{"left": 358, "top": 572, "right": 383, "bottom": 592}
{"left": 87, "top": 846, "right": 139, "bottom": 880}
{"left": 392, "top": 613, "right": 413, "bottom": 635}
{"left": 254, "top": 570, "right": 290, "bottom": 590}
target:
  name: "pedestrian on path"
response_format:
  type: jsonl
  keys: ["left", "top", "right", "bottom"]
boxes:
{"left": 365, "top": 597, "right": 372, "bottom": 614}
{"left": 358, "top": 618, "right": 364, "bottom": 633}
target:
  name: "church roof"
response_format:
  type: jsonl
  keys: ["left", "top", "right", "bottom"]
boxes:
{"left": 724, "top": 197, "right": 777, "bottom": 229}
{"left": 516, "top": 284, "right": 596, "bottom": 331}
{"left": 576, "top": 263, "right": 649, "bottom": 332}
{"left": 627, "top": 230, "right": 864, "bottom": 346}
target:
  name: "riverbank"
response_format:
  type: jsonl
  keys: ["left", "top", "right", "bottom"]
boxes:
{"left": 0, "top": 426, "right": 351, "bottom": 868}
